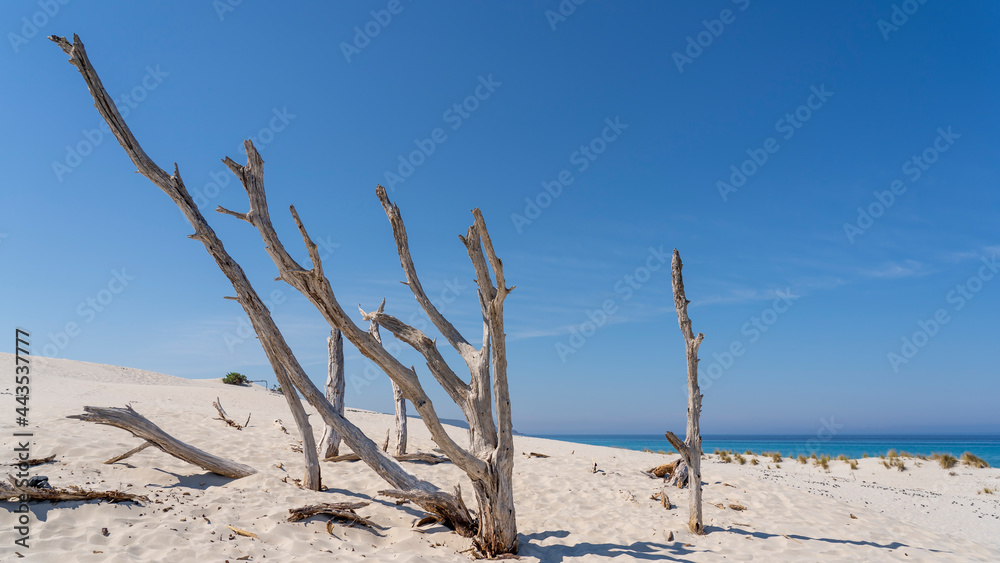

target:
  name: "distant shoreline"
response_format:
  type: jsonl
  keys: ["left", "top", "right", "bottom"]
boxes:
{"left": 532, "top": 433, "right": 1000, "bottom": 466}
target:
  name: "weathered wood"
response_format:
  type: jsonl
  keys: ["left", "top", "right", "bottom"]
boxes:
{"left": 665, "top": 249, "right": 705, "bottom": 535}
{"left": 648, "top": 459, "right": 680, "bottom": 478}
{"left": 362, "top": 299, "right": 409, "bottom": 457}
{"left": 2, "top": 475, "right": 147, "bottom": 504}
{"left": 213, "top": 397, "right": 245, "bottom": 430}
{"left": 49, "top": 33, "right": 461, "bottom": 524}
{"left": 324, "top": 452, "right": 448, "bottom": 464}
{"left": 50, "top": 34, "right": 515, "bottom": 553}
{"left": 287, "top": 501, "right": 370, "bottom": 521}
{"left": 393, "top": 382, "right": 407, "bottom": 456}
{"left": 319, "top": 328, "right": 345, "bottom": 459}
{"left": 8, "top": 454, "right": 57, "bottom": 467}
{"left": 273, "top": 367, "right": 321, "bottom": 491}
{"left": 68, "top": 406, "right": 256, "bottom": 478}
{"left": 104, "top": 442, "right": 152, "bottom": 464}
{"left": 666, "top": 459, "right": 690, "bottom": 489}
{"left": 379, "top": 486, "right": 477, "bottom": 538}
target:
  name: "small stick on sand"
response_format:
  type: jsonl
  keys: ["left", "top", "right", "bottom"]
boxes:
{"left": 8, "top": 454, "right": 57, "bottom": 467}
{"left": 213, "top": 397, "right": 245, "bottom": 430}
{"left": 104, "top": 442, "right": 152, "bottom": 465}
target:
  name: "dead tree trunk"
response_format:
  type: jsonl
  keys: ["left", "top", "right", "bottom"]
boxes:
{"left": 392, "top": 382, "right": 407, "bottom": 456}
{"left": 279, "top": 368, "right": 321, "bottom": 490}
{"left": 69, "top": 406, "right": 256, "bottom": 478}
{"left": 664, "top": 249, "right": 705, "bottom": 535}
{"left": 364, "top": 299, "right": 408, "bottom": 457}
{"left": 319, "top": 328, "right": 345, "bottom": 459}
{"left": 51, "top": 34, "right": 473, "bottom": 537}
{"left": 52, "top": 34, "right": 516, "bottom": 555}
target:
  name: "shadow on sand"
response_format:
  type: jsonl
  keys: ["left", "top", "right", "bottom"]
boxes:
{"left": 519, "top": 530, "right": 704, "bottom": 562}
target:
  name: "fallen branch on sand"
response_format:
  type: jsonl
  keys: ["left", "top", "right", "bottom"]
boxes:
{"left": 2, "top": 475, "right": 147, "bottom": 504}
{"left": 288, "top": 501, "right": 380, "bottom": 532}
{"left": 6, "top": 454, "right": 56, "bottom": 467}
{"left": 105, "top": 442, "right": 152, "bottom": 465}
{"left": 213, "top": 397, "right": 250, "bottom": 430}
{"left": 324, "top": 452, "right": 449, "bottom": 464}
{"left": 68, "top": 405, "right": 257, "bottom": 478}
{"left": 647, "top": 459, "right": 680, "bottom": 479}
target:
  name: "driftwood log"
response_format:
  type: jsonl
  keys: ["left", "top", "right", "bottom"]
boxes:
{"left": 288, "top": 501, "right": 380, "bottom": 532}
{"left": 664, "top": 249, "right": 706, "bottom": 535}
{"left": 68, "top": 405, "right": 256, "bottom": 478}
{"left": 666, "top": 460, "right": 690, "bottom": 489}
{"left": 648, "top": 459, "right": 680, "bottom": 479}
{"left": 8, "top": 454, "right": 56, "bottom": 467}
{"left": 324, "top": 452, "right": 448, "bottom": 464}
{"left": 3, "top": 475, "right": 147, "bottom": 504}
{"left": 51, "top": 34, "right": 517, "bottom": 555}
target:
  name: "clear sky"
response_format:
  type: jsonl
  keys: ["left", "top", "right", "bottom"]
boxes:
{"left": 2, "top": 1, "right": 998, "bottom": 436}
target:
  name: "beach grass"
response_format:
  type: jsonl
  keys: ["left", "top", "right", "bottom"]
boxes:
{"left": 961, "top": 452, "right": 989, "bottom": 469}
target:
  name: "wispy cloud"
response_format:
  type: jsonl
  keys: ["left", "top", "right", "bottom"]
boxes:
{"left": 858, "top": 259, "right": 927, "bottom": 279}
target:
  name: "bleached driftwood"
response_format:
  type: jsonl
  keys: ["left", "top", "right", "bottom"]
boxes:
{"left": 104, "top": 442, "right": 152, "bottom": 465}
{"left": 51, "top": 34, "right": 516, "bottom": 554}
{"left": 287, "top": 501, "right": 378, "bottom": 531}
{"left": 68, "top": 405, "right": 256, "bottom": 479}
{"left": 324, "top": 452, "right": 448, "bottom": 464}
{"left": 2, "top": 475, "right": 147, "bottom": 504}
{"left": 664, "top": 249, "right": 706, "bottom": 534}
{"left": 318, "top": 328, "right": 346, "bottom": 459}
{"left": 647, "top": 459, "right": 680, "bottom": 479}
{"left": 212, "top": 397, "right": 248, "bottom": 430}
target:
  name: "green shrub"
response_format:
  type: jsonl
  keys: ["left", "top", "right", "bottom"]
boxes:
{"left": 222, "top": 372, "right": 249, "bottom": 386}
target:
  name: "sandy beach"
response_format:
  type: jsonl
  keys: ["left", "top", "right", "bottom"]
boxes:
{"left": 1, "top": 353, "right": 997, "bottom": 561}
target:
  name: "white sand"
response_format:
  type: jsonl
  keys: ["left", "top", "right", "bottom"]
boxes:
{"left": 3, "top": 353, "right": 999, "bottom": 561}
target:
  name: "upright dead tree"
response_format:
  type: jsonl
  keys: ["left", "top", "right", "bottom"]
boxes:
{"left": 392, "top": 380, "right": 407, "bottom": 456}
{"left": 319, "top": 328, "right": 345, "bottom": 459}
{"left": 664, "top": 249, "right": 705, "bottom": 535}
{"left": 362, "top": 299, "right": 408, "bottom": 456}
{"left": 52, "top": 34, "right": 517, "bottom": 556}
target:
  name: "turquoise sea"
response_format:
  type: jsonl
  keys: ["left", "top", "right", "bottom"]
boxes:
{"left": 533, "top": 434, "right": 1000, "bottom": 467}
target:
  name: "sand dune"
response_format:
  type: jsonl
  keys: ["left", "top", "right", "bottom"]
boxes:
{"left": 2, "top": 353, "right": 999, "bottom": 561}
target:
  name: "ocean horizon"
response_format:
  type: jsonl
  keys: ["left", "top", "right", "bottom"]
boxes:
{"left": 532, "top": 434, "right": 1000, "bottom": 467}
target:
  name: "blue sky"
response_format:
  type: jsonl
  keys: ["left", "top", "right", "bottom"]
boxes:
{"left": 2, "top": 1, "right": 998, "bottom": 435}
